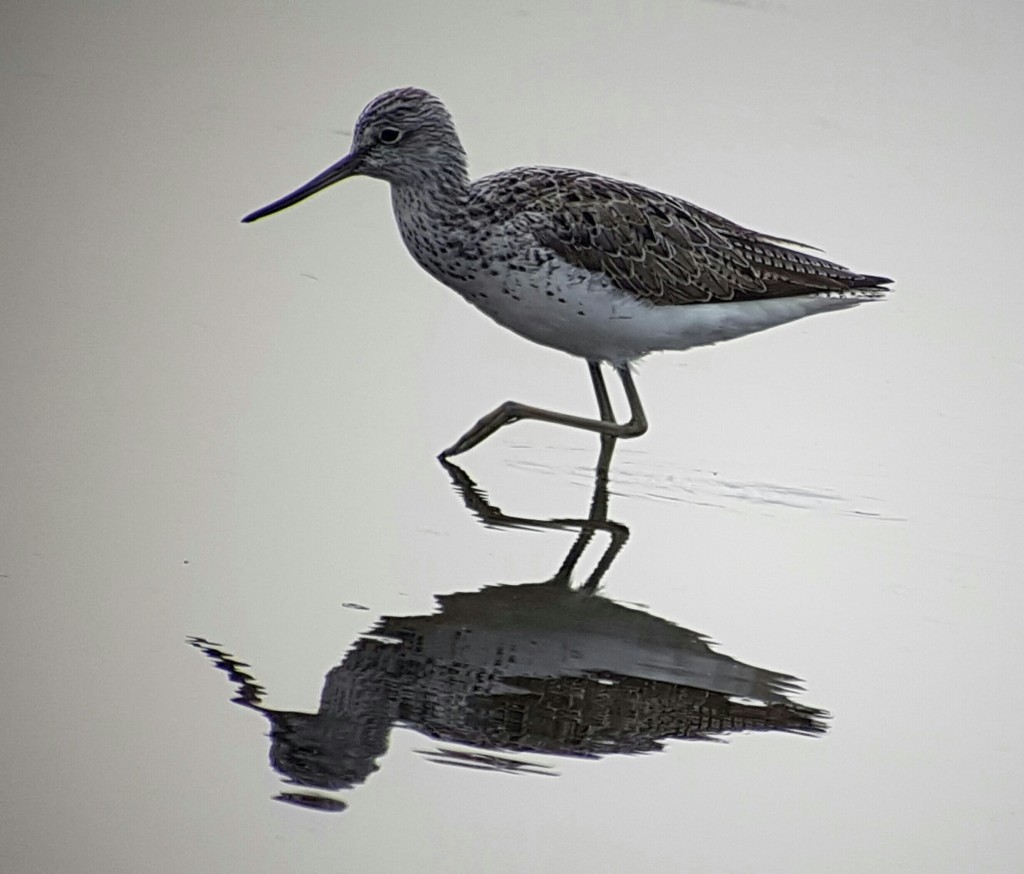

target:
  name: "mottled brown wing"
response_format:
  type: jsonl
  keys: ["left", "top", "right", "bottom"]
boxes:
{"left": 523, "top": 171, "right": 888, "bottom": 305}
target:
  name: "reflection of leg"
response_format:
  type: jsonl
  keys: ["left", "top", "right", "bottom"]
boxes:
{"left": 440, "top": 436, "right": 628, "bottom": 591}
{"left": 555, "top": 432, "right": 628, "bottom": 591}
{"left": 439, "top": 363, "right": 648, "bottom": 458}
{"left": 440, "top": 455, "right": 590, "bottom": 535}
{"left": 579, "top": 508, "right": 629, "bottom": 593}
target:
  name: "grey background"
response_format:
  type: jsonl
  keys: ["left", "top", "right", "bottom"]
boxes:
{"left": 3, "top": 2, "right": 1022, "bottom": 872}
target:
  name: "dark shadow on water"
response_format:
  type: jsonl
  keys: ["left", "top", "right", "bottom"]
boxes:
{"left": 188, "top": 437, "right": 828, "bottom": 812}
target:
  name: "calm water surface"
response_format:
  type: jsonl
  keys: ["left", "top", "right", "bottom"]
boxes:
{"left": 3, "top": 2, "right": 1023, "bottom": 872}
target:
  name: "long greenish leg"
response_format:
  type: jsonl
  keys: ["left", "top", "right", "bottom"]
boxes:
{"left": 615, "top": 364, "right": 647, "bottom": 436}
{"left": 588, "top": 361, "right": 614, "bottom": 422}
{"left": 439, "top": 362, "right": 648, "bottom": 458}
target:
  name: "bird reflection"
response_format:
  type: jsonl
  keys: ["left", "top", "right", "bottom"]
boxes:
{"left": 189, "top": 437, "right": 827, "bottom": 812}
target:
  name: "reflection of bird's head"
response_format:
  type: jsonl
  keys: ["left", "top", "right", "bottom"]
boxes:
{"left": 266, "top": 709, "right": 388, "bottom": 791}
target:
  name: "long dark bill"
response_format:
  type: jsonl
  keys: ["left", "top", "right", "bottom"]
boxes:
{"left": 241, "top": 152, "right": 360, "bottom": 223}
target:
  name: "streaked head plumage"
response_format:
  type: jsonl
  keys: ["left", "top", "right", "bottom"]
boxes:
{"left": 242, "top": 87, "right": 466, "bottom": 223}
{"left": 348, "top": 87, "right": 466, "bottom": 185}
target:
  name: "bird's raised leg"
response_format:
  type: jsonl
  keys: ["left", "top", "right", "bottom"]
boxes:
{"left": 439, "top": 362, "right": 647, "bottom": 458}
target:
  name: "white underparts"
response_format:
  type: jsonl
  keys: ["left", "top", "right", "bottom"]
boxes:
{"left": 449, "top": 254, "right": 881, "bottom": 365}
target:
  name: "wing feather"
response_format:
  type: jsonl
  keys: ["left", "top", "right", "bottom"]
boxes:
{"left": 473, "top": 168, "right": 892, "bottom": 305}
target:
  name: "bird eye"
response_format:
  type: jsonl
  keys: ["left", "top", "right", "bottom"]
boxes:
{"left": 378, "top": 127, "right": 402, "bottom": 144}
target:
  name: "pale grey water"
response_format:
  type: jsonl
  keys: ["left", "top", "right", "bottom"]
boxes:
{"left": 3, "top": 2, "right": 1023, "bottom": 872}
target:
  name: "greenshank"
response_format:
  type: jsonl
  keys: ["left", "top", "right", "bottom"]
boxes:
{"left": 243, "top": 87, "right": 891, "bottom": 457}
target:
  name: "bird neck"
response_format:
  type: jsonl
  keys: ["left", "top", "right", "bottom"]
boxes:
{"left": 405, "top": 148, "right": 469, "bottom": 202}
{"left": 389, "top": 162, "right": 481, "bottom": 286}
{"left": 390, "top": 156, "right": 471, "bottom": 230}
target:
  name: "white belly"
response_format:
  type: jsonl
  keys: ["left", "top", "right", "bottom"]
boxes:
{"left": 448, "top": 255, "right": 871, "bottom": 365}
